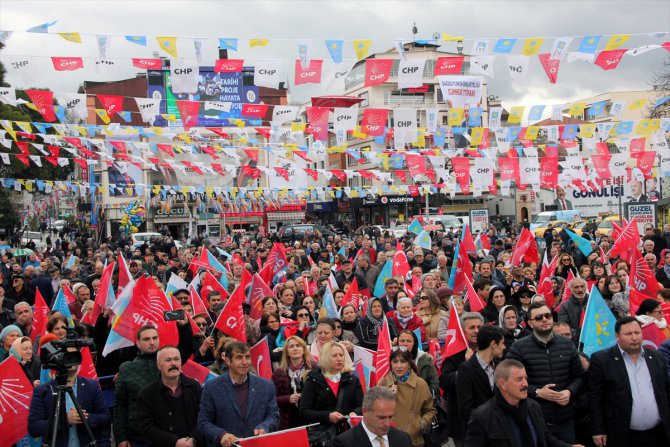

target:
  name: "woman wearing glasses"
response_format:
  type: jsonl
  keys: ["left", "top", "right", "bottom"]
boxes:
{"left": 481, "top": 286, "right": 509, "bottom": 325}
{"left": 259, "top": 311, "right": 285, "bottom": 363}
{"left": 377, "top": 348, "right": 436, "bottom": 446}
{"left": 554, "top": 254, "right": 577, "bottom": 280}
{"left": 415, "top": 289, "right": 448, "bottom": 342}
{"left": 299, "top": 341, "right": 363, "bottom": 443}
{"left": 283, "top": 305, "right": 315, "bottom": 342}
{"left": 353, "top": 297, "right": 399, "bottom": 350}
{"left": 273, "top": 336, "right": 317, "bottom": 430}
{"left": 635, "top": 298, "right": 670, "bottom": 339}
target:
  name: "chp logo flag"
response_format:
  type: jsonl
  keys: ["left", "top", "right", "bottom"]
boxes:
{"left": 364, "top": 59, "right": 393, "bottom": 87}
{"left": 250, "top": 336, "right": 273, "bottom": 380}
{"left": 214, "top": 272, "right": 251, "bottom": 342}
{"left": 51, "top": 56, "right": 84, "bottom": 71}
{"left": 239, "top": 426, "right": 310, "bottom": 447}
{"left": 0, "top": 356, "right": 34, "bottom": 445}
{"left": 32, "top": 289, "right": 50, "bottom": 342}
{"left": 176, "top": 100, "right": 200, "bottom": 130}
{"left": 132, "top": 58, "right": 162, "bottom": 70}
{"left": 25, "top": 89, "right": 57, "bottom": 122}
{"left": 182, "top": 359, "right": 219, "bottom": 385}
{"left": 510, "top": 228, "right": 540, "bottom": 266}
{"left": 434, "top": 56, "right": 464, "bottom": 75}
{"left": 538, "top": 253, "right": 559, "bottom": 308}
{"left": 201, "top": 271, "right": 230, "bottom": 301}
{"left": 259, "top": 242, "right": 289, "bottom": 286}
{"left": 538, "top": 53, "right": 560, "bottom": 84}
{"left": 340, "top": 277, "right": 361, "bottom": 310}
{"left": 294, "top": 59, "right": 323, "bottom": 85}
{"left": 361, "top": 108, "right": 388, "bottom": 137}
{"left": 214, "top": 59, "right": 244, "bottom": 73}
{"left": 248, "top": 273, "right": 275, "bottom": 319}
{"left": 372, "top": 318, "right": 393, "bottom": 387}
{"left": 628, "top": 249, "right": 661, "bottom": 298}
{"left": 91, "top": 261, "right": 116, "bottom": 323}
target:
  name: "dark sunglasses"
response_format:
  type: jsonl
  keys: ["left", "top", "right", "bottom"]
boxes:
{"left": 196, "top": 323, "right": 208, "bottom": 328}
{"left": 531, "top": 312, "right": 553, "bottom": 322}
{"left": 419, "top": 295, "right": 428, "bottom": 300}
{"left": 297, "top": 313, "right": 310, "bottom": 318}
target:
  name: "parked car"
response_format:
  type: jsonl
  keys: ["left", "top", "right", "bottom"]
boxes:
{"left": 21, "top": 231, "right": 42, "bottom": 246}
{"left": 49, "top": 220, "right": 67, "bottom": 232}
{"left": 132, "top": 232, "right": 182, "bottom": 249}
{"left": 392, "top": 225, "right": 408, "bottom": 239}
{"left": 278, "top": 224, "right": 337, "bottom": 243}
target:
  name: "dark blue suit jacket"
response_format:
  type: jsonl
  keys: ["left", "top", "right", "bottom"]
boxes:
{"left": 28, "top": 376, "right": 111, "bottom": 447}
{"left": 197, "top": 373, "right": 279, "bottom": 442}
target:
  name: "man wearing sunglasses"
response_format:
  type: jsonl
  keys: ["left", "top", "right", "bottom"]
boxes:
{"left": 507, "top": 302, "right": 584, "bottom": 445}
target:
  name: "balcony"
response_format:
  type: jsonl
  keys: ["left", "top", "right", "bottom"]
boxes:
{"left": 384, "top": 96, "right": 439, "bottom": 107}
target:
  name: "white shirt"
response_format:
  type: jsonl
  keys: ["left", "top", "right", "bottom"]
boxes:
{"left": 361, "top": 420, "right": 389, "bottom": 447}
{"left": 618, "top": 346, "right": 662, "bottom": 430}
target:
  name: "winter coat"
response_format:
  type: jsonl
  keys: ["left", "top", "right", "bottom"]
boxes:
{"left": 353, "top": 316, "right": 399, "bottom": 350}
{"left": 299, "top": 367, "right": 363, "bottom": 431}
{"left": 415, "top": 351, "right": 440, "bottom": 398}
{"left": 557, "top": 293, "right": 588, "bottom": 344}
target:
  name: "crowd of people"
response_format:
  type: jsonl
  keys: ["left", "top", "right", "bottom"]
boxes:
{"left": 1, "top": 218, "right": 670, "bottom": 447}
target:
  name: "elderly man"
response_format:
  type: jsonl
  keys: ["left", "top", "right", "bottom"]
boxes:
{"left": 355, "top": 255, "right": 379, "bottom": 291}
{"left": 14, "top": 301, "right": 34, "bottom": 337}
{"left": 558, "top": 277, "right": 589, "bottom": 344}
{"left": 68, "top": 284, "right": 91, "bottom": 320}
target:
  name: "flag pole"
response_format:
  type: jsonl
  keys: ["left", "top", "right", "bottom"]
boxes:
{"left": 233, "top": 423, "right": 320, "bottom": 444}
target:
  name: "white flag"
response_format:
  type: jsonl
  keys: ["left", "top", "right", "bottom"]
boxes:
{"left": 4, "top": 56, "right": 39, "bottom": 86}
{"left": 254, "top": 60, "right": 284, "bottom": 89}
{"left": 324, "top": 60, "right": 355, "bottom": 93}
{"left": 397, "top": 58, "right": 425, "bottom": 89}
{"left": 393, "top": 108, "right": 418, "bottom": 149}
{"left": 0, "top": 87, "right": 16, "bottom": 106}
{"left": 134, "top": 98, "right": 161, "bottom": 124}
{"left": 471, "top": 39, "right": 489, "bottom": 55}
{"left": 626, "top": 45, "right": 661, "bottom": 57}
{"left": 519, "top": 157, "right": 540, "bottom": 187}
{"left": 566, "top": 52, "right": 595, "bottom": 64}
{"left": 425, "top": 108, "right": 439, "bottom": 134}
{"left": 333, "top": 106, "right": 358, "bottom": 131}
{"left": 489, "top": 107, "right": 503, "bottom": 127}
{"left": 271, "top": 105, "right": 299, "bottom": 124}
{"left": 170, "top": 60, "right": 199, "bottom": 94}
{"left": 94, "top": 59, "right": 121, "bottom": 80}
{"left": 609, "top": 100, "right": 626, "bottom": 118}
{"left": 469, "top": 56, "right": 495, "bottom": 78}
{"left": 551, "top": 105, "right": 564, "bottom": 122}
{"left": 205, "top": 101, "right": 232, "bottom": 113}
{"left": 550, "top": 37, "right": 573, "bottom": 60}
{"left": 55, "top": 93, "right": 87, "bottom": 120}
{"left": 506, "top": 56, "right": 529, "bottom": 82}
{"left": 97, "top": 35, "right": 110, "bottom": 59}
{"left": 609, "top": 153, "right": 628, "bottom": 177}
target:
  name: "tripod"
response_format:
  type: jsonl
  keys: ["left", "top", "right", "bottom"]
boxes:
{"left": 43, "top": 370, "right": 97, "bottom": 447}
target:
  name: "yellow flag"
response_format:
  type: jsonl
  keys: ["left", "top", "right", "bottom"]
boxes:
{"left": 442, "top": 33, "right": 465, "bottom": 42}
{"left": 291, "top": 122, "right": 306, "bottom": 132}
{"left": 522, "top": 38, "right": 544, "bottom": 56}
{"left": 448, "top": 108, "right": 464, "bottom": 126}
{"left": 15, "top": 121, "right": 32, "bottom": 133}
{"left": 525, "top": 126, "right": 540, "bottom": 140}
{"left": 634, "top": 120, "right": 658, "bottom": 135}
{"left": 380, "top": 152, "right": 389, "bottom": 170}
{"left": 412, "top": 128, "right": 426, "bottom": 148}
{"left": 58, "top": 32, "right": 82, "bottom": 43}
{"left": 470, "top": 127, "right": 484, "bottom": 146}
{"left": 352, "top": 125, "right": 367, "bottom": 139}
{"left": 353, "top": 39, "right": 372, "bottom": 60}
{"left": 95, "top": 109, "right": 111, "bottom": 124}
{"left": 178, "top": 134, "right": 192, "bottom": 144}
{"left": 604, "top": 34, "right": 630, "bottom": 50}
{"left": 580, "top": 124, "right": 595, "bottom": 138}
{"left": 568, "top": 103, "right": 586, "bottom": 117}
{"left": 161, "top": 114, "right": 177, "bottom": 122}
{"left": 1, "top": 121, "right": 16, "bottom": 140}
{"left": 156, "top": 36, "right": 178, "bottom": 58}
{"left": 508, "top": 106, "right": 524, "bottom": 124}
{"left": 249, "top": 38, "right": 269, "bottom": 48}
{"left": 628, "top": 98, "right": 647, "bottom": 110}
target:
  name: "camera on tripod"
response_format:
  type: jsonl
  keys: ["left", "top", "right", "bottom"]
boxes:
{"left": 40, "top": 337, "right": 95, "bottom": 372}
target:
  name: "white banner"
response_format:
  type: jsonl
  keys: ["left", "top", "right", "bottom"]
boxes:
{"left": 393, "top": 108, "right": 418, "bottom": 149}
{"left": 323, "top": 61, "right": 355, "bottom": 93}
{"left": 254, "top": 60, "right": 284, "bottom": 89}
{"left": 134, "top": 98, "right": 161, "bottom": 124}
{"left": 397, "top": 58, "right": 425, "bottom": 89}
{"left": 333, "top": 106, "right": 358, "bottom": 131}
{"left": 437, "top": 75, "right": 484, "bottom": 108}
{"left": 54, "top": 92, "right": 87, "bottom": 120}
{"left": 170, "top": 60, "right": 199, "bottom": 94}
{"left": 0, "top": 88, "right": 16, "bottom": 106}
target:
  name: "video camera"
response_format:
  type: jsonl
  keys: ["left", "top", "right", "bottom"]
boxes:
{"left": 40, "top": 338, "right": 95, "bottom": 371}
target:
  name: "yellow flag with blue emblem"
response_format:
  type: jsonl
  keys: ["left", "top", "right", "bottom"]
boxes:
{"left": 95, "top": 109, "right": 111, "bottom": 124}
{"left": 508, "top": 106, "right": 524, "bottom": 124}
{"left": 353, "top": 39, "right": 372, "bottom": 60}
{"left": 604, "top": 34, "right": 630, "bottom": 51}
{"left": 156, "top": 36, "right": 178, "bottom": 58}
{"left": 628, "top": 98, "right": 647, "bottom": 110}
{"left": 568, "top": 103, "right": 586, "bottom": 117}
{"left": 58, "top": 32, "right": 82, "bottom": 43}
{"left": 522, "top": 38, "right": 544, "bottom": 56}
{"left": 448, "top": 108, "right": 464, "bottom": 126}
{"left": 579, "top": 286, "right": 616, "bottom": 357}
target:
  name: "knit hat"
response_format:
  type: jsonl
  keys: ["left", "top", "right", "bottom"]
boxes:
{"left": 436, "top": 286, "right": 453, "bottom": 300}
{"left": 0, "top": 325, "right": 22, "bottom": 345}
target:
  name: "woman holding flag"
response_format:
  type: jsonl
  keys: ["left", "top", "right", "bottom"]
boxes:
{"left": 354, "top": 297, "right": 399, "bottom": 350}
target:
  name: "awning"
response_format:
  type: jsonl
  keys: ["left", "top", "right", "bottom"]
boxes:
{"left": 311, "top": 96, "right": 364, "bottom": 108}
{"left": 267, "top": 211, "right": 305, "bottom": 221}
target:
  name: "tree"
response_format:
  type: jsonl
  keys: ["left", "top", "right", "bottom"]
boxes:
{"left": 649, "top": 56, "right": 670, "bottom": 119}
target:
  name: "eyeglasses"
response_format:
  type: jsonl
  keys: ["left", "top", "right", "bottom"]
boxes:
{"left": 196, "top": 323, "right": 208, "bottom": 328}
{"left": 419, "top": 295, "right": 428, "bottom": 300}
{"left": 531, "top": 313, "right": 553, "bottom": 322}
{"left": 297, "top": 313, "right": 310, "bottom": 318}
{"left": 391, "top": 346, "right": 408, "bottom": 352}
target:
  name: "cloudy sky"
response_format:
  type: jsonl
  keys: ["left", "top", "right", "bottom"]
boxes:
{"left": 1, "top": 0, "right": 669, "bottom": 111}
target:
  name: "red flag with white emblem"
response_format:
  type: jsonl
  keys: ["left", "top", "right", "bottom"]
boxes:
{"left": 213, "top": 273, "right": 250, "bottom": 342}
{"left": 250, "top": 336, "right": 273, "bottom": 380}
{"left": 441, "top": 303, "right": 468, "bottom": 359}
{"left": 372, "top": 318, "right": 392, "bottom": 387}
{"left": 510, "top": 228, "right": 539, "bottom": 265}
{"left": 392, "top": 243, "right": 411, "bottom": 278}
{"left": 0, "top": 356, "right": 34, "bottom": 445}
{"left": 628, "top": 249, "right": 661, "bottom": 298}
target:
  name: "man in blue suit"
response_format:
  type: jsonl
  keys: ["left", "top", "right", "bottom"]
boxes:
{"left": 197, "top": 341, "right": 279, "bottom": 447}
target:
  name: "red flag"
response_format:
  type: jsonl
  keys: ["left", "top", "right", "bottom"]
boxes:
{"left": 182, "top": 359, "right": 216, "bottom": 384}
{"left": 510, "top": 228, "right": 540, "bottom": 266}
{"left": 594, "top": 49, "right": 627, "bottom": 70}
{"left": 78, "top": 347, "right": 98, "bottom": 381}
{"left": 132, "top": 58, "right": 161, "bottom": 70}
{"left": 241, "top": 103, "right": 269, "bottom": 119}
{"left": 98, "top": 94, "right": 124, "bottom": 117}
{"left": 405, "top": 153, "right": 427, "bottom": 177}
{"left": 214, "top": 59, "right": 244, "bottom": 72}
{"left": 361, "top": 108, "right": 388, "bottom": 137}
{"left": 629, "top": 289, "right": 647, "bottom": 317}
{"left": 364, "top": 59, "right": 393, "bottom": 87}
{"left": 428, "top": 338, "right": 444, "bottom": 373}
{"left": 214, "top": 273, "right": 250, "bottom": 342}
{"left": 591, "top": 154, "right": 613, "bottom": 180}
{"left": 372, "top": 318, "right": 392, "bottom": 387}
{"left": 461, "top": 224, "right": 476, "bottom": 254}
{"left": 641, "top": 322, "right": 666, "bottom": 350}
{"left": 189, "top": 287, "right": 210, "bottom": 318}
{"left": 340, "top": 278, "right": 360, "bottom": 310}
{"left": 0, "top": 356, "right": 34, "bottom": 445}
{"left": 538, "top": 53, "right": 560, "bottom": 84}
{"left": 61, "top": 284, "right": 77, "bottom": 305}
{"left": 200, "top": 271, "right": 230, "bottom": 301}
{"left": 295, "top": 59, "right": 323, "bottom": 85}
{"left": 250, "top": 337, "right": 273, "bottom": 380}
{"left": 248, "top": 274, "right": 274, "bottom": 319}
{"left": 452, "top": 157, "right": 471, "bottom": 193}
{"left": 305, "top": 106, "right": 330, "bottom": 141}
{"left": 392, "top": 243, "right": 411, "bottom": 278}
{"left": 453, "top": 242, "right": 474, "bottom": 295}
{"left": 176, "top": 100, "right": 200, "bottom": 130}
{"left": 259, "top": 242, "right": 289, "bottom": 286}
{"left": 51, "top": 56, "right": 84, "bottom": 71}
{"left": 32, "top": 289, "right": 50, "bottom": 342}
{"left": 239, "top": 427, "right": 310, "bottom": 447}
{"left": 609, "top": 218, "right": 640, "bottom": 259}
{"left": 633, "top": 151, "right": 656, "bottom": 178}
{"left": 434, "top": 56, "right": 464, "bottom": 75}
{"left": 463, "top": 277, "right": 486, "bottom": 313}
{"left": 499, "top": 157, "right": 520, "bottom": 184}
{"left": 441, "top": 303, "right": 468, "bottom": 359}
{"left": 538, "top": 253, "right": 559, "bottom": 308}
{"left": 480, "top": 234, "right": 491, "bottom": 250}
{"left": 540, "top": 157, "right": 559, "bottom": 189}
{"left": 557, "top": 270, "right": 575, "bottom": 309}
{"left": 628, "top": 250, "right": 661, "bottom": 298}
{"left": 26, "top": 89, "right": 57, "bottom": 122}
{"left": 92, "top": 261, "right": 115, "bottom": 323}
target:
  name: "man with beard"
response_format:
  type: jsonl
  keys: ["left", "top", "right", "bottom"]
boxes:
{"left": 137, "top": 346, "right": 203, "bottom": 447}
{"left": 507, "top": 303, "right": 584, "bottom": 444}
{"left": 558, "top": 277, "right": 589, "bottom": 344}
{"left": 465, "top": 359, "right": 581, "bottom": 447}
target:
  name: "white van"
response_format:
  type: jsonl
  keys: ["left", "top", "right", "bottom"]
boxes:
{"left": 429, "top": 215, "right": 462, "bottom": 230}
{"left": 132, "top": 232, "right": 182, "bottom": 249}
{"left": 529, "top": 210, "right": 582, "bottom": 231}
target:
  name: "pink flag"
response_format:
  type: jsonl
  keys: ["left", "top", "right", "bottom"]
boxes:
{"left": 538, "top": 53, "right": 559, "bottom": 83}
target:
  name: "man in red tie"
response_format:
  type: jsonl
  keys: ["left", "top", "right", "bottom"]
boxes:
{"left": 554, "top": 188, "right": 573, "bottom": 210}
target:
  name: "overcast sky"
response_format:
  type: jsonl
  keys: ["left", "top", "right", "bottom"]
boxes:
{"left": 1, "top": 0, "right": 669, "bottom": 111}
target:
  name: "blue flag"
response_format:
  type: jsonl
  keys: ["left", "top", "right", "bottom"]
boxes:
{"left": 587, "top": 101, "right": 607, "bottom": 117}
{"left": 408, "top": 219, "right": 423, "bottom": 235}
{"left": 494, "top": 38, "right": 517, "bottom": 53}
{"left": 26, "top": 20, "right": 58, "bottom": 33}
{"left": 218, "top": 38, "right": 238, "bottom": 51}
{"left": 578, "top": 35, "right": 601, "bottom": 54}
{"left": 125, "top": 35, "right": 147, "bottom": 46}
{"left": 528, "top": 105, "right": 545, "bottom": 122}
{"left": 561, "top": 124, "right": 579, "bottom": 140}
{"left": 374, "top": 259, "right": 393, "bottom": 298}
{"left": 448, "top": 241, "right": 460, "bottom": 289}
{"left": 413, "top": 328, "right": 424, "bottom": 351}
{"left": 579, "top": 287, "right": 617, "bottom": 357}
{"left": 415, "top": 230, "right": 432, "bottom": 250}
{"left": 564, "top": 228, "right": 593, "bottom": 257}
{"left": 319, "top": 286, "right": 340, "bottom": 319}
{"left": 468, "top": 107, "right": 483, "bottom": 127}
{"left": 52, "top": 289, "right": 75, "bottom": 328}
{"left": 325, "top": 40, "right": 344, "bottom": 63}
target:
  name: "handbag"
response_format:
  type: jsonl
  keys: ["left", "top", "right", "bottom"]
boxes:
{"left": 307, "top": 382, "right": 346, "bottom": 447}
{"left": 423, "top": 394, "right": 450, "bottom": 447}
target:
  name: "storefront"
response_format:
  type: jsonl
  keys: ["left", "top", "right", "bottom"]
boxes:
{"left": 153, "top": 207, "right": 189, "bottom": 239}
{"left": 306, "top": 200, "right": 337, "bottom": 224}
{"left": 349, "top": 195, "right": 423, "bottom": 227}
{"left": 266, "top": 203, "right": 307, "bottom": 232}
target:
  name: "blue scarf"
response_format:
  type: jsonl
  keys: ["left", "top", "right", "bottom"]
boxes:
{"left": 393, "top": 370, "right": 412, "bottom": 383}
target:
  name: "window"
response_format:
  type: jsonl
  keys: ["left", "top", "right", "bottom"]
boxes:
{"left": 358, "top": 91, "right": 369, "bottom": 108}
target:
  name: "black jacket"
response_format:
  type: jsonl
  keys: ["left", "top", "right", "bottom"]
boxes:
{"left": 588, "top": 345, "right": 670, "bottom": 447}
{"left": 333, "top": 423, "right": 412, "bottom": 447}
{"left": 352, "top": 317, "right": 398, "bottom": 350}
{"left": 439, "top": 349, "right": 467, "bottom": 440}
{"left": 557, "top": 294, "right": 588, "bottom": 344}
{"left": 299, "top": 367, "right": 363, "bottom": 427}
{"left": 505, "top": 333, "right": 583, "bottom": 424}
{"left": 456, "top": 354, "right": 495, "bottom": 431}
{"left": 136, "top": 374, "right": 204, "bottom": 447}
{"left": 465, "top": 394, "right": 571, "bottom": 447}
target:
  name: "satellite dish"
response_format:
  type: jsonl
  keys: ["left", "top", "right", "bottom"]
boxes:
{"left": 432, "top": 32, "right": 441, "bottom": 41}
